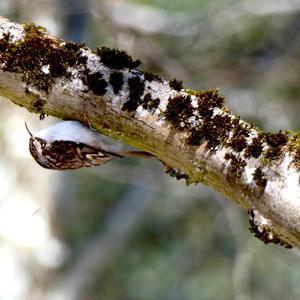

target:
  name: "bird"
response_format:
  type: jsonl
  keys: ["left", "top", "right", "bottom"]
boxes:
{"left": 25, "top": 120, "right": 154, "bottom": 170}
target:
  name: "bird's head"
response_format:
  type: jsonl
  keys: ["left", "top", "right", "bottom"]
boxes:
{"left": 25, "top": 122, "right": 50, "bottom": 168}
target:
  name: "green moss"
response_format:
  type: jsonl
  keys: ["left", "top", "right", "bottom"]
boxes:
{"left": 0, "top": 22, "right": 145, "bottom": 97}
{"left": 97, "top": 47, "right": 141, "bottom": 70}
{"left": 122, "top": 76, "right": 145, "bottom": 112}
{"left": 184, "top": 88, "right": 198, "bottom": 95}
{"left": 82, "top": 72, "right": 107, "bottom": 96}
{"left": 109, "top": 71, "right": 124, "bottom": 95}
{"left": 252, "top": 167, "right": 267, "bottom": 188}
{"left": 164, "top": 95, "right": 194, "bottom": 130}
{"left": 23, "top": 22, "right": 47, "bottom": 35}
{"left": 0, "top": 22, "right": 84, "bottom": 93}
{"left": 289, "top": 131, "right": 300, "bottom": 147}
{"left": 288, "top": 131, "right": 300, "bottom": 169}
{"left": 169, "top": 78, "right": 183, "bottom": 91}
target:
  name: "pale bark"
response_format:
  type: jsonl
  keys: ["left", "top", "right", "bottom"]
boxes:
{"left": 1, "top": 16, "right": 300, "bottom": 248}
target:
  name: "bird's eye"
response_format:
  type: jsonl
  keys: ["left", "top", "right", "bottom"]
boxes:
{"left": 39, "top": 140, "right": 46, "bottom": 147}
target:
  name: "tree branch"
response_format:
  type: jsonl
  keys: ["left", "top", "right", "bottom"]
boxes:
{"left": 1, "top": 16, "right": 300, "bottom": 248}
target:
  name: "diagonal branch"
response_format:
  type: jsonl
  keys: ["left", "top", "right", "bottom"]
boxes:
{"left": 1, "top": 16, "right": 300, "bottom": 248}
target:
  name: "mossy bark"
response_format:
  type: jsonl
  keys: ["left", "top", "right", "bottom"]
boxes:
{"left": 1, "top": 16, "right": 300, "bottom": 248}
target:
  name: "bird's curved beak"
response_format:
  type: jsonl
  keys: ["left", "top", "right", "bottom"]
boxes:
{"left": 24, "top": 121, "right": 33, "bottom": 137}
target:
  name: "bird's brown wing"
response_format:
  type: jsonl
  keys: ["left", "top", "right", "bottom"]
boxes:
{"left": 76, "top": 143, "right": 123, "bottom": 167}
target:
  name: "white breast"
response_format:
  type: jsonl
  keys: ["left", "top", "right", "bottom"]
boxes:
{"left": 34, "top": 121, "right": 122, "bottom": 152}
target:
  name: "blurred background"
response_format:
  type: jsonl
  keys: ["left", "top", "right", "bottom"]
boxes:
{"left": 1, "top": 0, "right": 300, "bottom": 299}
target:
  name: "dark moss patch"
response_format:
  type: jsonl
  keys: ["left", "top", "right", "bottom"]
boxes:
{"left": 77, "top": 55, "right": 88, "bottom": 65}
{"left": 253, "top": 167, "right": 267, "bottom": 188}
{"left": 264, "top": 131, "right": 289, "bottom": 161}
{"left": 0, "top": 23, "right": 85, "bottom": 93}
{"left": 39, "top": 113, "right": 46, "bottom": 120}
{"left": 228, "top": 135, "right": 247, "bottom": 152}
{"left": 52, "top": 41, "right": 86, "bottom": 75}
{"left": 197, "top": 89, "right": 225, "bottom": 117}
{"left": 188, "top": 114, "right": 232, "bottom": 149}
{"left": 264, "top": 131, "right": 288, "bottom": 148}
{"left": 144, "top": 71, "right": 162, "bottom": 82}
{"left": 244, "top": 137, "right": 263, "bottom": 159}
{"left": 224, "top": 152, "right": 246, "bottom": 181}
{"left": 122, "top": 76, "right": 145, "bottom": 112}
{"left": 164, "top": 95, "right": 194, "bottom": 130}
{"left": 0, "top": 32, "right": 11, "bottom": 52}
{"left": 163, "top": 88, "right": 231, "bottom": 149}
{"left": 140, "top": 92, "right": 160, "bottom": 111}
{"left": 169, "top": 78, "right": 183, "bottom": 91}
{"left": 32, "top": 97, "right": 46, "bottom": 112}
{"left": 248, "top": 208, "right": 293, "bottom": 248}
{"left": 224, "top": 153, "right": 231, "bottom": 160}
{"left": 82, "top": 72, "right": 107, "bottom": 96}
{"left": 97, "top": 47, "right": 141, "bottom": 70}
{"left": 23, "top": 25, "right": 85, "bottom": 81}
{"left": 109, "top": 71, "right": 124, "bottom": 94}
{"left": 188, "top": 128, "right": 205, "bottom": 146}
{"left": 165, "top": 167, "right": 189, "bottom": 181}
{"left": 227, "top": 119, "right": 251, "bottom": 152}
